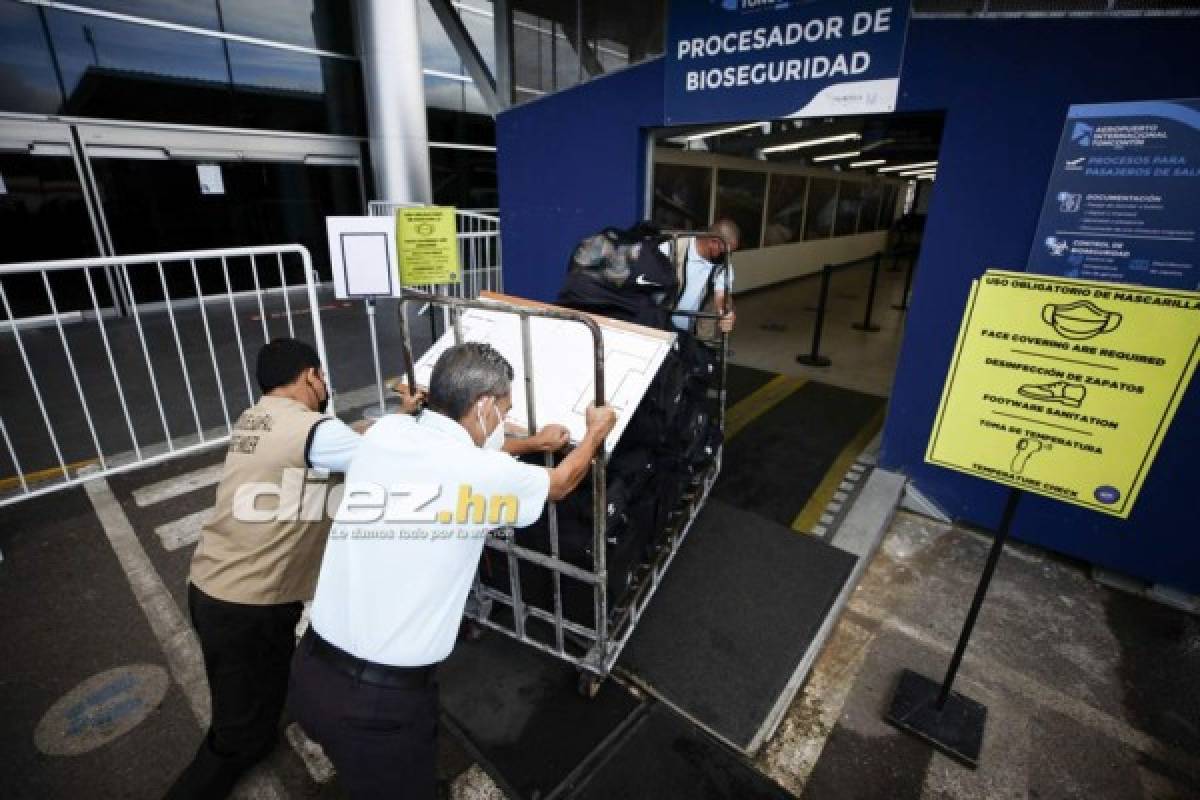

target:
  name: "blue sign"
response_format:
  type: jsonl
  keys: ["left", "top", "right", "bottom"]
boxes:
{"left": 663, "top": 0, "right": 911, "bottom": 126}
{"left": 1028, "top": 99, "right": 1200, "bottom": 290}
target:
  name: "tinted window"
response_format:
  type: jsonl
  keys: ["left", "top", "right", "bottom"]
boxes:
{"left": 714, "top": 169, "right": 765, "bottom": 249}
{"left": 859, "top": 183, "right": 882, "bottom": 233}
{"left": 653, "top": 163, "right": 711, "bottom": 231}
{"left": 66, "top": 0, "right": 219, "bottom": 29}
{"left": 764, "top": 174, "right": 807, "bottom": 246}
{"left": 804, "top": 178, "right": 837, "bottom": 240}
{"left": 424, "top": 74, "right": 489, "bottom": 118}
{"left": 219, "top": 0, "right": 354, "bottom": 54}
{"left": 228, "top": 42, "right": 365, "bottom": 135}
{"left": 44, "top": 7, "right": 364, "bottom": 134}
{"left": 0, "top": 0, "right": 64, "bottom": 115}
{"left": 834, "top": 181, "right": 862, "bottom": 237}
{"left": 431, "top": 147, "right": 497, "bottom": 210}
{"left": 47, "top": 8, "right": 233, "bottom": 126}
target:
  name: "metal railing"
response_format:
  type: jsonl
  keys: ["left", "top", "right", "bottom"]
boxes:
{"left": 0, "top": 245, "right": 329, "bottom": 508}
{"left": 367, "top": 203, "right": 503, "bottom": 300}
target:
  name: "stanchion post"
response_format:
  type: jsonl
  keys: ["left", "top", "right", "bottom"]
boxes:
{"left": 893, "top": 249, "right": 917, "bottom": 311}
{"left": 884, "top": 488, "right": 1022, "bottom": 768}
{"left": 852, "top": 252, "right": 882, "bottom": 332}
{"left": 796, "top": 264, "right": 833, "bottom": 367}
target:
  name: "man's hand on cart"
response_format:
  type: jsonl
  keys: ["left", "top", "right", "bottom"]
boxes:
{"left": 585, "top": 404, "right": 618, "bottom": 441}
{"left": 529, "top": 423, "right": 570, "bottom": 453}
{"left": 393, "top": 383, "right": 426, "bottom": 414}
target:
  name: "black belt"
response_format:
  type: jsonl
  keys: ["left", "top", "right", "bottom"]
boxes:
{"left": 303, "top": 629, "right": 436, "bottom": 689}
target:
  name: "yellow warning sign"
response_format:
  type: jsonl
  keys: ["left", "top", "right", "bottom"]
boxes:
{"left": 396, "top": 206, "right": 461, "bottom": 286}
{"left": 926, "top": 270, "right": 1200, "bottom": 518}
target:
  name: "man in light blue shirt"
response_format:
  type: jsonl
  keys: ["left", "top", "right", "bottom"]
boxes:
{"left": 659, "top": 218, "right": 739, "bottom": 334}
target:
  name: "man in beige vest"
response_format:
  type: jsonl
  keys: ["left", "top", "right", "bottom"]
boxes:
{"left": 168, "top": 338, "right": 569, "bottom": 799}
{"left": 166, "top": 338, "right": 417, "bottom": 799}
{"left": 661, "top": 217, "right": 739, "bottom": 340}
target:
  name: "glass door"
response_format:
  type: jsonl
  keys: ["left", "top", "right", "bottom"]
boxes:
{"left": 0, "top": 118, "right": 112, "bottom": 318}
{"left": 78, "top": 124, "right": 365, "bottom": 303}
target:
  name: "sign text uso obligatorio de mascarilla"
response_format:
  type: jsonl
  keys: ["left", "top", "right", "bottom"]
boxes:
{"left": 677, "top": 8, "right": 896, "bottom": 92}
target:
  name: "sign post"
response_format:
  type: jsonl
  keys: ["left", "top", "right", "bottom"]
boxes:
{"left": 886, "top": 269, "right": 1200, "bottom": 766}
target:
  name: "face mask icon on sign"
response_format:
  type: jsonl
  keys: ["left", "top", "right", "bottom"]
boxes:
{"left": 1040, "top": 300, "right": 1122, "bottom": 340}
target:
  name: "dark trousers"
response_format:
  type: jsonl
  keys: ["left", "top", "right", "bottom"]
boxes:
{"left": 288, "top": 630, "right": 439, "bottom": 800}
{"left": 166, "top": 584, "right": 302, "bottom": 800}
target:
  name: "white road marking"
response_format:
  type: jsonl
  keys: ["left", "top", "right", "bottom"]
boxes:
{"left": 133, "top": 464, "right": 224, "bottom": 507}
{"left": 83, "top": 474, "right": 288, "bottom": 799}
{"left": 155, "top": 508, "right": 211, "bottom": 551}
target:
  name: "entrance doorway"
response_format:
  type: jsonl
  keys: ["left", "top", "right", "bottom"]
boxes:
{"left": 0, "top": 114, "right": 367, "bottom": 317}
{"left": 646, "top": 111, "right": 944, "bottom": 399}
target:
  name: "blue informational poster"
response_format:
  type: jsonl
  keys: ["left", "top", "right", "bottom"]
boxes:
{"left": 663, "top": 0, "right": 910, "bottom": 126}
{"left": 1028, "top": 99, "right": 1200, "bottom": 290}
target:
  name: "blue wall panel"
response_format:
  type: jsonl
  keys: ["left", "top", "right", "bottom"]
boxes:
{"left": 886, "top": 20, "right": 1200, "bottom": 593}
{"left": 496, "top": 19, "right": 1200, "bottom": 591}
{"left": 497, "top": 62, "right": 663, "bottom": 302}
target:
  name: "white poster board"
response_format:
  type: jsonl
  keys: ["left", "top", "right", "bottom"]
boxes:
{"left": 411, "top": 295, "right": 676, "bottom": 451}
{"left": 325, "top": 216, "right": 398, "bottom": 299}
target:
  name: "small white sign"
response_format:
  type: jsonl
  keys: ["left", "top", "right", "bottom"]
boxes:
{"left": 197, "top": 163, "right": 224, "bottom": 195}
{"left": 325, "top": 216, "right": 398, "bottom": 299}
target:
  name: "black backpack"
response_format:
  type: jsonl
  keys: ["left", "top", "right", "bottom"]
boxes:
{"left": 557, "top": 224, "right": 680, "bottom": 328}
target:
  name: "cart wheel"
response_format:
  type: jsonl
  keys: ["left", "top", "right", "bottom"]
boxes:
{"left": 577, "top": 672, "right": 603, "bottom": 699}
{"left": 462, "top": 620, "right": 485, "bottom": 642}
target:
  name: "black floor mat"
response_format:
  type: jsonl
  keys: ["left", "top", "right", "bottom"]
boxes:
{"left": 571, "top": 704, "right": 794, "bottom": 799}
{"left": 618, "top": 499, "right": 857, "bottom": 752}
{"left": 713, "top": 381, "right": 885, "bottom": 526}
{"left": 438, "top": 630, "right": 645, "bottom": 800}
{"left": 723, "top": 363, "right": 778, "bottom": 407}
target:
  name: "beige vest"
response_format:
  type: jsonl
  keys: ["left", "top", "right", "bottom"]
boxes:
{"left": 670, "top": 236, "right": 721, "bottom": 342}
{"left": 190, "top": 395, "right": 340, "bottom": 605}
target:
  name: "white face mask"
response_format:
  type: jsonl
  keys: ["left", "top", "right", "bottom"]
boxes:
{"left": 477, "top": 398, "right": 506, "bottom": 451}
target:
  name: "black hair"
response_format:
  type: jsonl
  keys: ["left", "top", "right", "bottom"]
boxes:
{"left": 426, "top": 342, "right": 513, "bottom": 421}
{"left": 257, "top": 338, "right": 321, "bottom": 393}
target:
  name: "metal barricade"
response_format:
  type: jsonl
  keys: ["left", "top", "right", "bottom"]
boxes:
{"left": 394, "top": 289, "right": 727, "bottom": 695}
{"left": 367, "top": 203, "right": 503, "bottom": 298}
{"left": 0, "top": 245, "right": 330, "bottom": 508}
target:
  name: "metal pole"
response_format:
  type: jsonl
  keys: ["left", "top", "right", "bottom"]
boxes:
{"left": 894, "top": 249, "right": 917, "bottom": 311}
{"left": 796, "top": 264, "right": 832, "bottom": 367}
{"left": 366, "top": 297, "right": 387, "bottom": 416}
{"left": 937, "top": 489, "right": 1020, "bottom": 709}
{"left": 852, "top": 252, "right": 882, "bottom": 332}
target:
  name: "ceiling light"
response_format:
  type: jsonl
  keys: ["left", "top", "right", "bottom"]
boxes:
{"left": 918, "top": 174, "right": 937, "bottom": 180}
{"left": 848, "top": 159, "right": 886, "bottom": 168}
{"left": 898, "top": 167, "right": 937, "bottom": 177}
{"left": 684, "top": 122, "right": 766, "bottom": 141}
{"left": 759, "top": 132, "right": 862, "bottom": 155}
{"left": 811, "top": 150, "right": 861, "bottom": 163}
{"left": 878, "top": 161, "right": 938, "bottom": 173}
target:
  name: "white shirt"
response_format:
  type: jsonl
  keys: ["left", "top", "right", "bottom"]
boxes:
{"left": 309, "top": 410, "right": 551, "bottom": 666}
{"left": 305, "top": 417, "right": 360, "bottom": 472}
{"left": 659, "top": 239, "right": 735, "bottom": 331}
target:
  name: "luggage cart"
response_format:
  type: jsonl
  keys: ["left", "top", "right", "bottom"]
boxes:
{"left": 393, "top": 240, "right": 732, "bottom": 697}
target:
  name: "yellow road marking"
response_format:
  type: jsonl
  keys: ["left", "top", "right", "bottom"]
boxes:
{"left": 724, "top": 374, "right": 808, "bottom": 441}
{"left": 0, "top": 458, "right": 99, "bottom": 493}
{"left": 791, "top": 406, "right": 887, "bottom": 535}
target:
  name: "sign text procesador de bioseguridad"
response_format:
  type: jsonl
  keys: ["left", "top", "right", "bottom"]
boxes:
{"left": 676, "top": 8, "right": 897, "bottom": 92}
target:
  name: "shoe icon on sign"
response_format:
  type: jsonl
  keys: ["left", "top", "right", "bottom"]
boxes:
{"left": 1017, "top": 381, "right": 1086, "bottom": 408}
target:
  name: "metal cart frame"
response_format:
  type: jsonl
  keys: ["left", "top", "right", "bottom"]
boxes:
{"left": 394, "top": 233, "right": 732, "bottom": 695}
